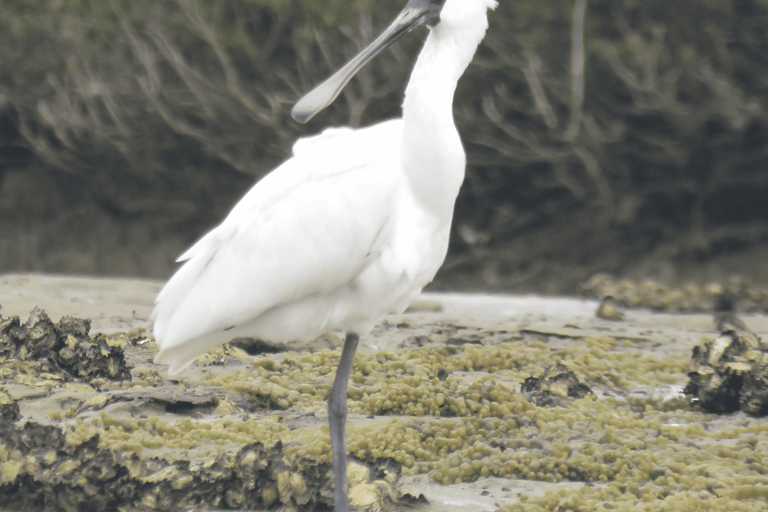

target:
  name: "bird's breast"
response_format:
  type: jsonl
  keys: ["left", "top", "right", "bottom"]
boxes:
{"left": 356, "top": 200, "right": 452, "bottom": 312}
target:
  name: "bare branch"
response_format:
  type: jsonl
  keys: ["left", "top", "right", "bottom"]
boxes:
{"left": 522, "top": 46, "right": 558, "bottom": 130}
{"left": 177, "top": 0, "right": 275, "bottom": 125}
{"left": 565, "top": 0, "right": 587, "bottom": 141}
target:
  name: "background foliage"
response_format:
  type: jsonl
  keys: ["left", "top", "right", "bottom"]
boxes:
{"left": 1, "top": 0, "right": 768, "bottom": 292}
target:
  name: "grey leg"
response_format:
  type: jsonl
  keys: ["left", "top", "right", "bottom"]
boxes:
{"left": 327, "top": 331, "right": 359, "bottom": 512}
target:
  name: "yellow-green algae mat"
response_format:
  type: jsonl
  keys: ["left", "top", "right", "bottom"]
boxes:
{"left": 0, "top": 274, "right": 767, "bottom": 512}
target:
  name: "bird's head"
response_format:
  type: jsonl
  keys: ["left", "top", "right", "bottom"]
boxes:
{"left": 291, "top": 0, "right": 496, "bottom": 123}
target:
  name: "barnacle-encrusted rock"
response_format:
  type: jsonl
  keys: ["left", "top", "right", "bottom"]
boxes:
{"left": 347, "top": 458, "right": 426, "bottom": 510}
{"left": 0, "top": 416, "right": 334, "bottom": 512}
{"left": 684, "top": 330, "right": 768, "bottom": 415}
{"left": 0, "top": 308, "right": 130, "bottom": 381}
{"left": 521, "top": 364, "right": 593, "bottom": 406}
{"left": 0, "top": 395, "right": 20, "bottom": 425}
{"left": 596, "top": 295, "right": 625, "bottom": 321}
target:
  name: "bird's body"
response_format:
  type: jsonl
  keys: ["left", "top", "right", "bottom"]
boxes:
{"left": 153, "top": 118, "right": 452, "bottom": 370}
{"left": 152, "top": 1, "right": 496, "bottom": 510}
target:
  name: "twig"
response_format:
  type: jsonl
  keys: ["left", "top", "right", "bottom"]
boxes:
{"left": 522, "top": 46, "right": 558, "bottom": 130}
{"left": 565, "top": 0, "right": 587, "bottom": 141}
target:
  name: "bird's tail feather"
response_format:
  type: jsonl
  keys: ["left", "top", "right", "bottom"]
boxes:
{"left": 153, "top": 330, "right": 235, "bottom": 375}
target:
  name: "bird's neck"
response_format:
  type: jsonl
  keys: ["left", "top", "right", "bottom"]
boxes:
{"left": 399, "top": 27, "right": 480, "bottom": 217}
{"left": 402, "top": 25, "right": 478, "bottom": 128}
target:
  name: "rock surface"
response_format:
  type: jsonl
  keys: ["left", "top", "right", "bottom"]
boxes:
{"left": 0, "top": 273, "right": 767, "bottom": 511}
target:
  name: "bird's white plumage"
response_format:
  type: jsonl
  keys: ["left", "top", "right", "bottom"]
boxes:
{"left": 152, "top": 0, "right": 497, "bottom": 377}
{"left": 152, "top": 119, "right": 449, "bottom": 373}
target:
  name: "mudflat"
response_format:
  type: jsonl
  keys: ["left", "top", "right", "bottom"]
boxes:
{"left": 0, "top": 273, "right": 766, "bottom": 511}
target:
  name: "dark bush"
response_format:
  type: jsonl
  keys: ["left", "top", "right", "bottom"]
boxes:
{"left": 1, "top": 0, "right": 767, "bottom": 291}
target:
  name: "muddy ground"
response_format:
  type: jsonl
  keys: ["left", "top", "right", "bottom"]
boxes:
{"left": 0, "top": 273, "right": 767, "bottom": 511}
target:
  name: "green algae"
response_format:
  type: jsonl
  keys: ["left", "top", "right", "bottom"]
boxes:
{"left": 202, "top": 336, "right": 687, "bottom": 420}
{"left": 584, "top": 274, "right": 768, "bottom": 314}
{"left": 50, "top": 388, "right": 767, "bottom": 511}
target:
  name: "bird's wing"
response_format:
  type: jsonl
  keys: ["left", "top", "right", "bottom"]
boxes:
{"left": 152, "top": 120, "right": 403, "bottom": 351}
{"left": 175, "top": 120, "right": 402, "bottom": 263}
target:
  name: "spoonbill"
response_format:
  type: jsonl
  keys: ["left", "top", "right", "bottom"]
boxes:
{"left": 152, "top": 0, "right": 497, "bottom": 510}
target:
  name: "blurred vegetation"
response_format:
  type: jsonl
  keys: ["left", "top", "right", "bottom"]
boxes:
{"left": 1, "top": 0, "right": 768, "bottom": 292}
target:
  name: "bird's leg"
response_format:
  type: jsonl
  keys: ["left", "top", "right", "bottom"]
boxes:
{"left": 327, "top": 331, "right": 359, "bottom": 512}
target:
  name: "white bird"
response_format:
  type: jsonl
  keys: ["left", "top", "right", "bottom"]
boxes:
{"left": 152, "top": 0, "right": 496, "bottom": 510}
